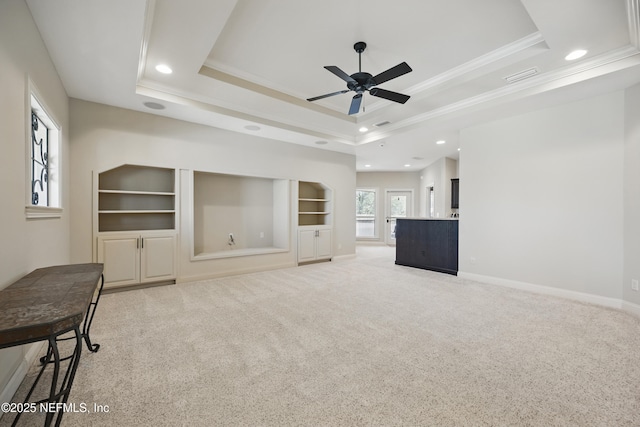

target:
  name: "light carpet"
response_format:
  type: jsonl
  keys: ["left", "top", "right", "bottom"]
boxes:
{"left": 3, "top": 246, "right": 640, "bottom": 426}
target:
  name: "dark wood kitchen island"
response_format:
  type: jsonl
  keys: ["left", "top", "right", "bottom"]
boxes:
{"left": 395, "top": 218, "right": 458, "bottom": 275}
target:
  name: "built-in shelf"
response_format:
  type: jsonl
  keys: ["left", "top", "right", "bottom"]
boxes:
{"left": 98, "top": 190, "right": 175, "bottom": 195}
{"left": 298, "top": 182, "right": 332, "bottom": 226}
{"left": 297, "top": 181, "right": 333, "bottom": 264}
{"left": 192, "top": 171, "right": 290, "bottom": 258}
{"left": 97, "top": 165, "right": 176, "bottom": 232}
{"left": 94, "top": 165, "right": 178, "bottom": 288}
{"left": 98, "top": 210, "right": 176, "bottom": 214}
{"left": 193, "top": 247, "right": 289, "bottom": 260}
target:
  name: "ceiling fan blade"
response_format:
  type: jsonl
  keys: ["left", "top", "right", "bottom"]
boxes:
{"left": 307, "top": 89, "right": 350, "bottom": 102}
{"left": 372, "top": 62, "right": 412, "bottom": 85}
{"left": 348, "top": 93, "right": 363, "bottom": 115}
{"left": 325, "top": 66, "right": 357, "bottom": 84}
{"left": 369, "top": 87, "right": 410, "bottom": 104}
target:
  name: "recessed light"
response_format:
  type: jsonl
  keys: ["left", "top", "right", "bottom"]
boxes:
{"left": 143, "top": 101, "right": 165, "bottom": 110}
{"left": 364, "top": 164, "right": 371, "bottom": 168}
{"left": 244, "top": 125, "right": 260, "bottom": 131}
{"left": 404, "top": 164, "right": 411, "bottom": 168}
{"left": 457, "top": 148, "right": 461, "bottom": 151}
{"left": 155, "top": 64, "right": 173, "bottom": 74}
{"left": 436, "top": 140, "right": 446, "bottom": 145}
{"left": 412, "top": 156, "right": 424, "bottom": 160}
{"left": 565, "top": 49, "right": 587, "bottom": 61}
{"left": 315, "top": 140, "right": 328, "bottom": 145}
{"left": 359, "top": 127, "right": 368, "bottom": 132}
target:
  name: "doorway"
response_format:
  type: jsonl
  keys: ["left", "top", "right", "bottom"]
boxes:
{"left": 385, "top": 190, "right": 413, "bottom": 245}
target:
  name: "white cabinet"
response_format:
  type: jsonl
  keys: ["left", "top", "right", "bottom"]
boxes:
{"left": 297, "top": 181, "right": 333, "bottom": 264}
{"left": 97, "top": 232, "right": 176, "bottom": 289}
{"left": 94, "top": 165, "right": 177, "bottom": 289}
{"left": 298, "top": 227, "right": 332, "bottom": 263}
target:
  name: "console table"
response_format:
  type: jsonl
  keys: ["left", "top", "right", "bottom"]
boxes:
{"left": 0, "top": 263, "right": 104, "bottom": 427}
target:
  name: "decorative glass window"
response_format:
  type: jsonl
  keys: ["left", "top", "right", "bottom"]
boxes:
{"left": 356, "top": 189, "right": 377, "bottom": 238}
{"left": 26, "top": 87, "right": 61, "bottom": 219}
{"left": 31, "top": 110, "right": 49, "bottom": 206}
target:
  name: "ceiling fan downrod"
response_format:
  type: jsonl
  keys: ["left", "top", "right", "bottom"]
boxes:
{"left": 354, "top": 41, "right": 366, "bottom": 73}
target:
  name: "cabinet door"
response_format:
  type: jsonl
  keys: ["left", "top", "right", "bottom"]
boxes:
{"left": 298, "top": 229, "right": 317, "bottom": 263}
{"left": 97, "top": 235, "right": 140, "bottom": 287}
{"left": 316, "top": 229, "right": 332, "bottom": 260}
{"left": 140, "top": 234, "right": 176, "bottom": 283}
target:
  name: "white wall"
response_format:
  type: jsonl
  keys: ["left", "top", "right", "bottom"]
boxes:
{"left": 69, "top": 100, "right": 356, "bottom": 280}
{"left": 0, "top": 0, "right": 70, "bottom": 408}
{"left": 624, "top": 83, "right": 640, "bottom": 308}
{"left": 356, "top": 171, "right": 421, "bottom": 242}
{"left": 193, "top": 172, "right": 276, "bottom": 253}
{"left": 459, "top": 91, "right": 625, "bottom": 301}
{"left": 418, "top": 157, "right": 458, "bottom": 218}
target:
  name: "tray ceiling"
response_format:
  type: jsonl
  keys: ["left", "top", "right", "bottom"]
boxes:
{"left": 26, "top": 0, "right": 640, "bottom": 170}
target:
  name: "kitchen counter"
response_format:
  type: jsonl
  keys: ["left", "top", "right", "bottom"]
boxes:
{"left": 395, "top": 218, "right": 458, "bottom": 275}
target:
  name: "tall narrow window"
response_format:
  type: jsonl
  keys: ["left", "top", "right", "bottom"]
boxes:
{"left": 429, "top": 186, "right": 435, "bottom": 218}
{"left": 31, "top": 110, "right": 49, "bottom": 206}
{"left": 356, "top": 189, "right": 377, "bottom": 238}
{"left": 26, "top": 89, "right": 61, "bottom": 218}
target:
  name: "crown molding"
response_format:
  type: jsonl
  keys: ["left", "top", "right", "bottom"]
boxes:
{"left": 357, "top": 32, "right": 547, "bottom": 117}
{"left": 359, "top": 45, "right": 640, "bottom": 144}
{"left": 628, "top": 0, "right": 640, "bottom": 48}
{"left": 201, "top": 33, "right": 546, "bottom": 122}
{"left": 136, "top": 0, "right": 156, "bottom": 83}
{"left": 408, "top": 32, "right": 546, "bottom": 95}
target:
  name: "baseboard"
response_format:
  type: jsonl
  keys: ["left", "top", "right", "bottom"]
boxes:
{"left": 622, "top": 300, "right": 640, "bottom": 318}
{"left": 458, "top": 272, "right": 624, "bottom": 310}
{"left": 0, "top": 342, "right": 45, "bottom": 414}
{"left": 102, "top": 280, "right": 176, "bottom": 294}
{"left": 332, "top": 253, "right": 357, "bottom": 262}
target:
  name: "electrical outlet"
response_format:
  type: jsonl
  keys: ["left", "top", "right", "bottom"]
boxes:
{"left": 632, "top": 279, "right": 639, "bottom": 291}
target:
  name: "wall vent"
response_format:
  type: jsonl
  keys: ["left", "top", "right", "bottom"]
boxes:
{"left": 504, "top": 67, "right": 539, "bottom": 84}
{"left": 373, "top": 120, "right": 391, "bottom": 127}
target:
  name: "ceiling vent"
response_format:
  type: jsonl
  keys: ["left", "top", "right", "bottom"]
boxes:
{"left": 504, "top": 67, "right": 539, "bottom": 84}
{"left": 373, "top": 120, "right": 391, "bottom": 127}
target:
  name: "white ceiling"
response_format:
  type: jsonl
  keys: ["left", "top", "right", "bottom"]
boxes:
{"left": 25, "top": 0, "right": 640, "bottom": 171}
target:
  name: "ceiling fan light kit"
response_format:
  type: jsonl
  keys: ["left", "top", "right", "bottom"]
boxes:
{"left": 307, "top": 41, "right": 412, "bottom": 115}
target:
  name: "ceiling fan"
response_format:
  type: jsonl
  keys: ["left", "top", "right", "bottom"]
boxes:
{"left": 307, "top": 41, "right": 412, "bottom": 115}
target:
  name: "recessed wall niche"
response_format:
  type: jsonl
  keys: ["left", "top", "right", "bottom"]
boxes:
{"left": 192, "top": 171, "right": 290, "bottom": 259}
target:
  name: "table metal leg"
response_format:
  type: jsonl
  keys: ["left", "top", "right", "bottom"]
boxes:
{"left": 11, "top": 326, "right": 83, "bottom": 427}
{"left": 38, "top": 274, "right": 104, "bottom": 363}
{"left": 82, "top": 273, "right": 104, "bottom": 353}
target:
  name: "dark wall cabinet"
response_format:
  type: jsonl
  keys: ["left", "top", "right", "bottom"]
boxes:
{"left": 451, "top": 178, "right": 459, "bottom": 209}
{"left": 395, "top": 219, "right": 458, "bottom": 275}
